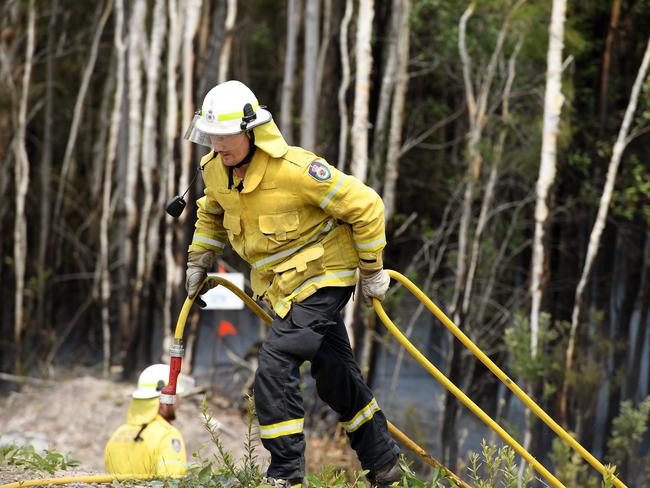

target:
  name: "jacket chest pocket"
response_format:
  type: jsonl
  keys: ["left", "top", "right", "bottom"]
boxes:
{"left": 259, "top": 211, "right": 301, "bottom": 244}
{"left": 223, "top": 212, "right": 242, "bottom": 241}
{"left": 216, "top": 187, "right": 239, "bottom": 212}
{"left": 273, "top": 245, "right": 325, "bottom": 295}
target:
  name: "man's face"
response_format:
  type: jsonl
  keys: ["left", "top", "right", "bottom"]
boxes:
{"left": 210, "top": 133, "right": 250, "bottom": 166}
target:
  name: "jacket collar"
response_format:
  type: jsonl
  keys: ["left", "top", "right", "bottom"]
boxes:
{"left": 240, "top": 149, "right": 269, "bottom": 193}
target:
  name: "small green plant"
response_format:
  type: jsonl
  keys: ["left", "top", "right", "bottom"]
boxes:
{"left": 0, "top": 442, "right": 80, "bottom": 474}
{"left": 184, "top": 395, "right": 263, "bottom": 487}
{"left": 306, "top": 465, "right": 366, "bottom": 487}
{"left": 467, "top": 440, "right": 533, "bottom": 488}
{"left": 601, "top": 464, "right": 617, "bottom": 488}
{"left": 607, "top": 397, "right": 650, "bottom": 471}
{"left": 549, "top": 435, "right": 590, "bottom": 486}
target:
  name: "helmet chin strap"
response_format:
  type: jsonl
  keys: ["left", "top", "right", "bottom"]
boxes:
{"left": 228, "top": 131, "right": 256, "bottom": 191}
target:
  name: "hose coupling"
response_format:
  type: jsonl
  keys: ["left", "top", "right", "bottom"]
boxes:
{"left": 160, "top": 393, "right": 176, "bottom": 405}
{"left": 169, "top": 342, "right": 185, "bottom": 358}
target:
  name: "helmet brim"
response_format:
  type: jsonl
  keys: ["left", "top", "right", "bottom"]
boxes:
{"left": 190, "top": 107, "right": 273, "bottom": 139}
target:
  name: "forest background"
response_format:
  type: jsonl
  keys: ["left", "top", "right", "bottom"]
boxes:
{"left": 1, "top": 0, "right": 650, "bottom": 486}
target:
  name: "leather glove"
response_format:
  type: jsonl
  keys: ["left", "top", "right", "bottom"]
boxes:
{"left": 185, "top": 249, "right": 217, "bottom": 299}
{"left": 360, "top": 268, "right": 390, "bottom": 305}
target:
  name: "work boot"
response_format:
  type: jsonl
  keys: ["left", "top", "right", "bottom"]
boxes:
{"left": 262, "top": 476, "right": 303, "bottom": 487}
{"left": 368, "top": 461, "right": 401, "bottom": 487}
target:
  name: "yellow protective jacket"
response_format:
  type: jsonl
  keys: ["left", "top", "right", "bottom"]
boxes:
{"left": 190, "top": 121, "right": 386, "bottom": 317}
{"left": 104, "top": 399, "right": 187, "bottom": 477}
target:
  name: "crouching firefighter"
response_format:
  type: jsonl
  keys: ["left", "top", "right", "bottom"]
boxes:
{"left": 104, "top": 364, "right": 195, "bottom": 477}
{"left": 183, "top": 80, "right": 401, "bottom": 487}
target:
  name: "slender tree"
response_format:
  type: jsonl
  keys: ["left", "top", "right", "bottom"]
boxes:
{"left": 218, "top": 0, "right": 237, "bottom": 84}
{"left": 162, "top": 0, "right": 185, "bottom": 355}
{"left": 99, "top": 0, "right": 126, "bottom": 378}
{"left": 561, "top": 37, "right": 650, "bottom": 422}
{"left": 135, "top": 0, "right": 167, "bottom": 300}
{"left": 12, "top": 0, "right": 35, "bottom": 372}
{"left": 301, "top": 0, "right": 319, "bottom": 151}
{"left": 280, "top": 0, "right": 301, "bottom": 143}
{"left": 336, "top": 0, "right": 353, "bottom": 171}
{"left": 382, "top": 0, "right": 410, "bottom": 222}
{"left": 349, "top": 0, "right": 374, "bottom": 181}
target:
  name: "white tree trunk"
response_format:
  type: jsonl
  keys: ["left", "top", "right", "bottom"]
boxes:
{"left": 301, "top": 0, "right": 319, "bottom": 150}
{"left": 280, "top": 0, "right": 301, "bottom": 142}
{"left": 336, "top": 0, "right": 353, "bottom": 171}
{"left": 13, "top": 0, "right": 35, "bottom": 370}
{"left": 530, "top": 0, "right": 566, "bottom": 357}
{"left": 450, "top": 2, "right": 476, "bottom": 323}
{"left": 126, "top": 0, "right": 146, "bottom": 232}
{"left": 179, "top": 0, "right": 202, "bottom": 216}
{"left": 163, "top": 0, "right": 185, "bottom": 351}
{"left": 382, "top": 0, "right": 410, "bottom": 221}
{"left": 350, "top": 0, "right": 374, "bottom": 181}
{"left": 99, "top": 0, "right": 126, "bottom": 378}
{"left": 218, "top": 0, "right": 237, "bottom": 83}
{"left": 135, "top": 0, "right": 167, "bottom": 299}
{"left": 563, "top": 36, "right": 650, "bottom": 408}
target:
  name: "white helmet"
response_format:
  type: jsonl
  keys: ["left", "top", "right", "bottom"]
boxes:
{"left": 132, "top": 363, "right": 196, "bottom": 399}
{"left": 185, "top": 80, "right": 273, "bottom": 147}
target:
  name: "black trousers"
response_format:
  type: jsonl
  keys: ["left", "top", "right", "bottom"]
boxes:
{"left": 254, "top": 286, "right": 399, "bottom": 481}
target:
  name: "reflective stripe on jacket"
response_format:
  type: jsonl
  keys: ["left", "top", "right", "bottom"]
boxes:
{"left": 104, "top": 414, "right": 187, "bottom": 477}
{"left": 190, "top": 139, "right": 386, "bottom": 317}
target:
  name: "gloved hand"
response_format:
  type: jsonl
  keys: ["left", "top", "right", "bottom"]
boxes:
{"left": 360, "top": 268, "right": 390, "bottom": 305}
{"left": 185, "top": 249, "right": 217, "bottom": 299}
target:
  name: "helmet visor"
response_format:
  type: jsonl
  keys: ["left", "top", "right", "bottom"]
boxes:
{"left": 184, "top": 113, "right": 212, "bottom": 147}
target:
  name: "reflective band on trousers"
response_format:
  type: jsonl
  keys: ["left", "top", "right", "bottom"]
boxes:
{"left": 340, "top": 398, "right": 380, "bottom": 433}
{"left": 259, "top": 418, "right": 304, "bottom": 439}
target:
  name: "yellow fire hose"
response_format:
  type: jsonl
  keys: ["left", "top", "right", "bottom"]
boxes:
{"left": 376, "top": 269, "right": 627, "bottom": 488}
{"left": 0, "top": 474, "right": 153, "bottom": 488}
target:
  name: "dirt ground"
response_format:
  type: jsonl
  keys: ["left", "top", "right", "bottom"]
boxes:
{"left": 0, "top": 373, "right": 361, "bottom": 486}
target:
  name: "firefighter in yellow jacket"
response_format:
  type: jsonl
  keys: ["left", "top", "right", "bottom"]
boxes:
{"left": 104, "top": 364, "right": 194, "bottom": 477}
{"left": 184, "top": 80, "right": 400, "bottom": 488}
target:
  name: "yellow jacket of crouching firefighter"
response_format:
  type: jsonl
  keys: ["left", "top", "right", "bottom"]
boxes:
{"left": 189, "top": 121, "right": 386, "bottom": 318}
{"left": 104, "top": 398, "right": 187, "bottom": 477}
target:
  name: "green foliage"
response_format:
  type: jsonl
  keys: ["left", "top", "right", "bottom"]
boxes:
{"left": 0, "top": 442, "right": 80, "bottom": 474}
{"left": 612, "top": 155, "right": 650, "bottom": 223}
{"left": 549, "top": 435, "right": 590, "bottom": 487}
{"left": 503, "top": 312, "right": 561, "bottom": 387}
{"left": 467, "top": 440, "right": 533, "bottom": 488}
{"left": 606, "top": 397, "right": 650, "bottom": 470}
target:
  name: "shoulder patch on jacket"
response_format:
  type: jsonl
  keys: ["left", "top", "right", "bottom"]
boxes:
{"left": 307, "top": 161, "right": 332, "bottom": 182}
{"left": 171, "top": 438, "right": 182, "bottom": 453}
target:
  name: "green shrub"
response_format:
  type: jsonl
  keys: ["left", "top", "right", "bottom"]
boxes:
{"left": 0, "top": 442, "right": 80, "bottom": 474}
